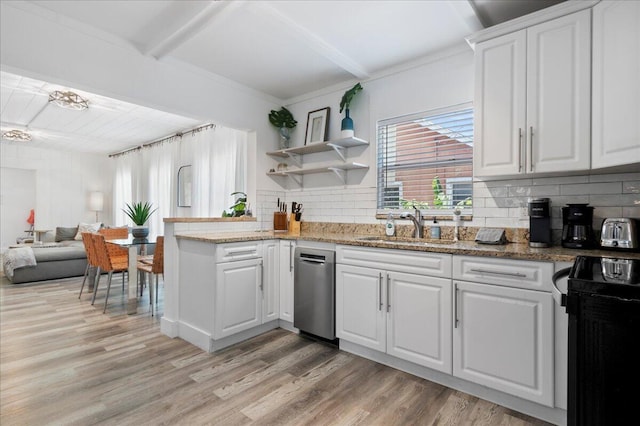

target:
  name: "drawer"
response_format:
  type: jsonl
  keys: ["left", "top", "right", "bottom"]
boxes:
{"left": 215, "top": 241, "right": 263, "bottom": 263}
{"left": 453, "top": 256, "right": 553, "bottom": 292}
{"left": 336, "top": 245, "right": 451, "bottom": 278}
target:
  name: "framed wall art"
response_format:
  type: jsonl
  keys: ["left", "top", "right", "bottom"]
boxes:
{"left": 304, "top": 107, "right": 330, "bottom": 145}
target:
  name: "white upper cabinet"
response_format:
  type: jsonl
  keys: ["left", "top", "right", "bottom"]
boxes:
{"left": 592, "top": 0, "right": 640, "bottom": 169}
{"left": 474, "top": 9, "right": 591, "bottom": 177}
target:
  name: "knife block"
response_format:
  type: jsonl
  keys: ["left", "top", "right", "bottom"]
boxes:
{"left": 288, "top": 213, "right": 300, "bottom": 236}
{"left": 274, "top": 212, "right": 288, "bottom": 232}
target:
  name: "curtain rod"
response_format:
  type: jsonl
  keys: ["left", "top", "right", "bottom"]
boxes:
{"left": 108, "top": 123, "right": 215, "bottom": 158}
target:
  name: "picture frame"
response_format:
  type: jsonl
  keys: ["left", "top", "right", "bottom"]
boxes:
{"left": 177, "top": 165, "right": 192, "bottom": 207}
{"left": 304, "top": 107, "right": 330, "bottom": 145}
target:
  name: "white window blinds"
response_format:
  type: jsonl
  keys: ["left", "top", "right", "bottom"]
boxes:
{"left": 377, "top": 104, "right": 473, "bottom": 212}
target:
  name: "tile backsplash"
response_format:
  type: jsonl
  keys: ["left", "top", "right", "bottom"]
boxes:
{"left": 256, "top": 172, "right": 639, "bottom": 243}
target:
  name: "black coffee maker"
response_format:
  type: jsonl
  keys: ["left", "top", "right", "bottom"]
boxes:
{"left": 562, "top": 203, "right": 596, "bottom": 249}
{"left": 529, "top": 198, "right": 551, "bottom": 247}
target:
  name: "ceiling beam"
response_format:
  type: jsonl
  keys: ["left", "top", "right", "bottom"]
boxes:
{"left": 144, "top": 1, "right": 243, "bottom": 59}
{"left": 253, "top": 2, "right": 370, "bottom": 80}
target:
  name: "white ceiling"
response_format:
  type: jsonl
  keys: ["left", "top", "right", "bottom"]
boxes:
{"left": 0, "top": 0, "right": 564, "bottom": 155}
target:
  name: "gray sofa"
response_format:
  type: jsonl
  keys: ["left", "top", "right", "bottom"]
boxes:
{"left": 4, "top": 226, "right": 88, "bottom": 284}
{"left": 8, "top": 242, "right": 88, "bottom": 284}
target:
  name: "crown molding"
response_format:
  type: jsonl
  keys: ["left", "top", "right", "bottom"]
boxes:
{"left": 466, "top": 0, "right": 600, "bottom": 48}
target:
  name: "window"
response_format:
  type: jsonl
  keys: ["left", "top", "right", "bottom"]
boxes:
{"left": 377, "top": 104, "right": 473, "bottom": 214}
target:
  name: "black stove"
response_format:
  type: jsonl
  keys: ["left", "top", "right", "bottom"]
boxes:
{"left": 569, "top": 255, "right": 640, "bottom": 298}
{"left": 565, "top": 255, "right": 640, "bottom": 426}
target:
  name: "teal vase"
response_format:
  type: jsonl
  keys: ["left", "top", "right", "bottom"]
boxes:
{"left": 341, "top": 109, "right": 354, "bottom": 138}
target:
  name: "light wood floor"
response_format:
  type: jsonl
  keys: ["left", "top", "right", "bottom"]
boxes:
{"left": 0, "top": 275, "right": 551, "bottom": 425}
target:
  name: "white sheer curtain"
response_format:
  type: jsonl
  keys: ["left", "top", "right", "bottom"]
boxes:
{"left": 112, "top": 151, "right": 141, "bottom": 226}
{"left": 189, "top": 126, "right": 247, "bottom": 217}
{"left": 111, "top": 124, "right": 248, "bottom": 230}
{"left": 142, "top": 141, "right": 178, "bottom": 237}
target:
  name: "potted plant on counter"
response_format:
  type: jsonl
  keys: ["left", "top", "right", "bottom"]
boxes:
{"left": 222, "top": 192, "right": 247, "bottom": 217}
{"left": 123, "top": 202, "right": 157, "bottom": 238}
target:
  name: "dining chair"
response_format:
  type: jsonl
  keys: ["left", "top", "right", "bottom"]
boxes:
{"left": 78, "top": 232, "right": 99, "bottom": 299}
{"left": 91, "top": 233, "right": 128, "bottom": 313}
{"left": 137, "top": 236, "right": 164, "bottom": 315}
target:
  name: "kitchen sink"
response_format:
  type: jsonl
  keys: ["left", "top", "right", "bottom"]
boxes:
{"left": 356, "top": 236, "right": 457, "bottom": 245}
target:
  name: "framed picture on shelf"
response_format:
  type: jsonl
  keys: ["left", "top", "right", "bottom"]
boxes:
{"left": 304, "top": 107, "right": 330, "bottom": 145}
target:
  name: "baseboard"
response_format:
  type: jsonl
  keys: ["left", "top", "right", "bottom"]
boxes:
{"left": 209, "top": 321, "right": 279, "bottom": 352}
{"left": 160, "top": 317, "right": 179, "bottom": 338}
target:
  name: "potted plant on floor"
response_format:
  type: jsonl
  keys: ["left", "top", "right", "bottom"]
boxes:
{"left": 123, "top": 202, "right": 157, "bottom": 238}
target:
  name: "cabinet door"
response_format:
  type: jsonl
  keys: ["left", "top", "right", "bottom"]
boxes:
{"left": 278, "top": 240, "right": 295, "bottom": 323}
{"left": 336, "top": 264, "right": 386, "bottom": 352}
{"left": 474, "top": 30, "right": 527, "bottom": 177}
{"left": 214, "top": 259, "right": 261, "bottom": 339}
{"left": 592, "top": 0, "right": 640, "bottom": 169}
{"left": 526, "top": 9, "right": 591, "bottom": 173}
{"left": 262, "top": 241, "right": 280, "bottom": 323}
{"left": 453, "top": 281, "right": 554, "bottom": 406}
{"left": 386, "top": 272, "right": 452, "bottom": 373}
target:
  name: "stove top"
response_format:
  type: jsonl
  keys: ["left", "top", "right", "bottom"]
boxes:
{"left": 569, "top": 256, "right": 640, "bottom": 298}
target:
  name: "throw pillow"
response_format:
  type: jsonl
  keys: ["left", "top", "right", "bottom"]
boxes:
{"left": 55, "top": 226, "right": 79, "bottom": 242}
{"left": 74, "top": 222, "right": 102, "bottom": 240}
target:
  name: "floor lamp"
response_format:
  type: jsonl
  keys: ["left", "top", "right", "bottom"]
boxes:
{"left": 89, "top": 191, "right": 104, "bottom": 223}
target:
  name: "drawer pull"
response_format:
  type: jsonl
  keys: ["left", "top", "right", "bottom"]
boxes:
{"left": 227, "top": 248, "right": 257, "bottom": 256}
{"left": 469, "top": 268, "right": 527, "bottom": 278}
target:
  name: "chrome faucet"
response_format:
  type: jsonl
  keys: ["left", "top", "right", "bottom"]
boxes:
{"left": 400, "top": 208, "right": 423, "bottom": 238}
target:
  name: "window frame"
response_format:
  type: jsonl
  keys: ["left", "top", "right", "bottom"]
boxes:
{"left": 376, "top": 102, "right": 474, "bottom": 218}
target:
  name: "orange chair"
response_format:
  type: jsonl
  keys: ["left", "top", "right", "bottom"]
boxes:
{"left": 91, "top": 233, "right": 128, "bottom": 313}
{"left": 79, "top": 232, "right": 99, "bottom": 299}
{"left": 99, "top": 227, "right": 128, "bottom": 260}
{"left": 137, "top": 236, "right": 164, "bottom": 315}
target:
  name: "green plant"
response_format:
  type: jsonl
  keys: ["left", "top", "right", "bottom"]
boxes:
{"left": 222, "top": 192, "right": 247, "bottom": 217}
{"left": 268, "top": 107, "right": 297, "bottom": 129}
{"left": 123, "top": 202, "right": 157, "bottom": 226}
{"left": 339, "top": 82, "right": 363, "bottom": 113}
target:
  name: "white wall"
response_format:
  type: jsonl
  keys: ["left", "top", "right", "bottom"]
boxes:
{"left": 0, "top": 167, "right": 35, "bottom": 250}
{"left": 1, "top": 144, "right": 114, "bottom": 232}
{"left": 0, "top": 1, "right": 285, "bottom": 216}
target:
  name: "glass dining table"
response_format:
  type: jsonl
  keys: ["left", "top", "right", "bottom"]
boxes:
{"left": 107, "top": 236, "right": 157, "bottom": 315}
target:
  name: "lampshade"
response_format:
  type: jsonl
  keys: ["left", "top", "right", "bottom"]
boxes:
{"left": 26, "top": 209, "right": 35, "bottom": 226}
{"left": 89, "top": 192, "right": 104, "bottom": 212}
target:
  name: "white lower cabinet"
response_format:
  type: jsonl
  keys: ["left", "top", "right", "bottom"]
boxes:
{"left": 453, "top": 257, "right": 555, "bottom": 407}
{"left": 278, "top": 240, "right": 295, "bottom": 323}
{"left": 336, "top": 247, "right": 453, "bottom": 374}
{"left": 214, "top": 257, "right": 262, "bottom": 339}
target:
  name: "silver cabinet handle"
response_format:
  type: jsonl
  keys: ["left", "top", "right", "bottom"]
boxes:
{"left": 518, "top": 127, "right": 523, "bottom": 172}
{"left": 529, "top": 126, "right": 534, "bottom": 172}
{"left": 378, "top": 272, "right": 383, "bottom": 311}
{"left": 289, "top": 242, "right": 293, "bottom": 272}
{"left": 259, "top": 260, "right": 264, "bottom": 293}
{"left": 454, "top": 283, "right": 459, "bottom": 328}
{"left": 469, "top": 268, "right": 527, "bottom": 278}
{"left": 386, "top": 274, "right": 391, "bottom": 313}
{"left": 228, "top": 248, "right": 257, "bottom": 256}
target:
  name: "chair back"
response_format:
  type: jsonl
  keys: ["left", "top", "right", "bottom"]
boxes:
{"left": 81, "top": 232, "right": 98, "bottom": 268}
{"left": 152, "top": 236, "right": 164, "bottom": 274}
{"left": 99, "top": 227, "right": 128, "bottom": 240}
{"left": 99, "top": 227, "right": 128, "bottom": 258}
{"left": 92, "top": 233, "right": 114, "bottom": 272}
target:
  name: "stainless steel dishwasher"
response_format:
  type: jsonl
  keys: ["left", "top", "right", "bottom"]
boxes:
{"left": 294, "top": 247, "right": 336, "bottom": 340}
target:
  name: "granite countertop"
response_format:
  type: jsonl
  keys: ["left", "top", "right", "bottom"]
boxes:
{"left": 174, "top": 231, "right": 640, "bottom": 263}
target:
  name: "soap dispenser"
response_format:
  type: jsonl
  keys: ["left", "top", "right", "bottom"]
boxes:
{"left": 385, "top": 213, "right": 396, "bottom": 237}
{"left": 431, "top": 217, "right": 441, "bottom": 239}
